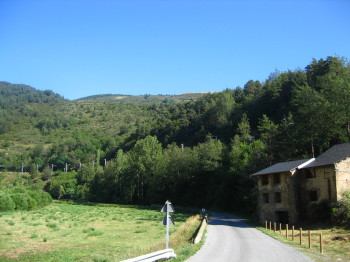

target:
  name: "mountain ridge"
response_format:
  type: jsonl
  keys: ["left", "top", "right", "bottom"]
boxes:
{"left": 75, "top": 92, "right": 207, "bottom": 104}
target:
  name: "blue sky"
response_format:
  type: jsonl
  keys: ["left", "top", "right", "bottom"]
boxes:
{"left": 0, "top": 0, "right": 349, "bottom": 100}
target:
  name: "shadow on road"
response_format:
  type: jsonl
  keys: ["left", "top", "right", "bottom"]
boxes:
{"left": 208, "top": 213, "right": 254, "bottom": 228}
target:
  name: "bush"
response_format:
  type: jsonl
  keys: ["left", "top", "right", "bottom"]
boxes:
{"left": 331, "top": 191, "right": 350, "bottom": 226}
{"left": 40, "top": 191, "right": 53, "bottom": 207}
{"left": 10, "top": 193, "right": 30, "bottom": 210}
{"left": 0, "top": 187, "right": 52, "bottom": 212}
{"left": 47, "top": 172, "right": 78, "bottom": 199}
{"left": 27, "top": 190, "right": 42, "bottom": 205}
{"left": 0, "top": 194, "right": 16, "bottom": 211}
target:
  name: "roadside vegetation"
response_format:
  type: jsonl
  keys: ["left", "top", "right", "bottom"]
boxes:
{"left": 0, "top": 201, "right": 201, "bottom": 262}
{"left": 258, "top": 224, "right": 350, "bottom": 262}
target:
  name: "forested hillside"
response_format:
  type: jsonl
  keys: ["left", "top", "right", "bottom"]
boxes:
{"left": 76, "top": 92, "right": 205, "bottom": 104}
{"left": 0, "top": 56, "right": 349, "bottom": 213}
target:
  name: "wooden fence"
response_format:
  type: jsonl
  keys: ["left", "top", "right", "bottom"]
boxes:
{"left": 265, "top": 221, "right": 323, "bottom": 254}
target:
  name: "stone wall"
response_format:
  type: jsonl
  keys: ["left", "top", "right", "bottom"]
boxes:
{"left": 257, "top": 171, "right": 298, "bottom": 224}
{"left": 303, "top": 166, "right": 335, "bottom": 202}
{"left": 335, "top": 157, "right": 350, "bottom": 200}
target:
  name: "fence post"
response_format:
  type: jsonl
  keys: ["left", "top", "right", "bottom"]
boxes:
{"left": 265, "top": 221, "right": 267, "bottom": 230}
{"left": 299, "top": 228, "right": 302, "bottom": 245}
{"left": 286, "top": 224, "right": 288, "bottom": 238}
{"left": 320, "top": 233, "right": 323, "bottom": 254}
{"left": 308, "top": 230, "right": 311, "bottom": 248}
{"left": 292, "top": 226, "right": 295, "bottom": 241}
{"left": 279, "top": 223, "right": 282, "bottom": 235}
{"left": 274, "top": 222, "right": 276, "bottom": 233}
{"left": 269, "top": 221, "right": 272, "bottom": 231}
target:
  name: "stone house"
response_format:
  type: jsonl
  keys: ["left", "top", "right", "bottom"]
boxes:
{"left": 251, "top": 158, "right": 314, "bottom": 224}
{"left": 252, "top": 143, "right": 350, "bottom": 225}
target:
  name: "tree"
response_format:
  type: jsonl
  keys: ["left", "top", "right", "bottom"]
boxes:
{"left": 307, "top": 56, "right": 350, "bottom": 141}
{"left": 292, "top": 85, "right": 333, "bottom": 156}
{"left": 41, "top": 165, "right": 53, "bottom": 181}
{"left": 236, "top": 113, "right": 252, "bottom": 143}
{"left": 243, "top": 80, "right": 262, "bottom": 96}
{"left": 29, "top": 163, "right": 38, "bottom": 179}
{"left": 258, "top": 114, "right": 279, "bottom": 164}
{"left": 129, "top": 136, "right": 165, "bottom": 202}
{"left": 194, "top": 138, "right": 224, "bottom": 173}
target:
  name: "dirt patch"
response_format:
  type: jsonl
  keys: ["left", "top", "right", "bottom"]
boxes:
{"left": 332, "top": 235, "right": 350, "bottom": 241}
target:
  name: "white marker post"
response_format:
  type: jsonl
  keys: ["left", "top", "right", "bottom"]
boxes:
{"left": 161, "top": 200, "right": 175, "bottom": 249}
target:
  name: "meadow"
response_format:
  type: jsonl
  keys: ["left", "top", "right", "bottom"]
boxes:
{"left": 0, "top": 201, "right": 202, "bottom": 262}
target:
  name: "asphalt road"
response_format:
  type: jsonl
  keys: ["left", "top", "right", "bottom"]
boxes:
{"left": 185, "top": 212, "right": 313, "bottom": 262}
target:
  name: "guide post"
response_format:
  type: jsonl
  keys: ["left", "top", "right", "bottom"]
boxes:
{"left": 161, "top": 200, "right": 175, "bottom": 249}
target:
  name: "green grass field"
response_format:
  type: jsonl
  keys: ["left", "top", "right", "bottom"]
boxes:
{"left": 0, "top": 201, "right": 202, "bottom": 262}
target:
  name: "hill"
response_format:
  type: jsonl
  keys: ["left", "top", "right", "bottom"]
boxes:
{"left": 0, "top": 55, "right": 349, "bottom": 213}
{"left": 0, "top": 81, "right": 64, "bottom": 105}
{"left": 75, "top": 92, "right": 206, "bottom": 104}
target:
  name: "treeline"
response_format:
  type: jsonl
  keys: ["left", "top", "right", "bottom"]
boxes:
{"left": 45, "top": 133, "right": 263, "bottom": 212}
{"left": 1, "top": 56, "right": 350, "bottom": 213}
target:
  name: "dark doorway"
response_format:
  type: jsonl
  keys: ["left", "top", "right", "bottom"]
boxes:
{"left": 276, "top": 211, "right": 289, "bottom": 224}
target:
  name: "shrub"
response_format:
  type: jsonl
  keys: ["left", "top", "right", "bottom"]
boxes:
{"left": 0, "top": 194, "right": 16, "bottom": 211}
{"left": 46, "top": 222, "right": 57, "bottom": 229}
{"left": 27, "top": 190, "right": 42, "bottom": 206}
{"left": 10, "top": 193, "right": 30, "bottom": 210}
{"left": 331, "top": 191, "right": 350, "bottom": 226}
{"left": 47, "top": 172, "right": 78, "bottom": 199}
{"left": 40, "top": 191, "right": 53, "bottom": 207}
{"left": 0, "top": 187, "right": 52, "bottom": 212}
{"left": 28, "top": 196, "right": 38, "bottom": 210}
{"left": 9, "top": 187, "right": 27, "bottom": 194}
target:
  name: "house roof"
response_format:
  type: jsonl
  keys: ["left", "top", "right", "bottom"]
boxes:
{"left": 251, "top": 159, "right": 314, "bottom": 176}
{"left": 302, "top": 143, "right": 350, "bottom": 168}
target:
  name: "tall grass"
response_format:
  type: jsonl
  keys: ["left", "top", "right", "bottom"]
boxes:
{"left": 0, "top": 201, "right": 202, "bottom": 262}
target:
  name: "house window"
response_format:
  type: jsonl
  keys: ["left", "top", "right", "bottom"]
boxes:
{"left": 261, "top": 176, "right": 269, "bottom": 185}
{"left": 263, "top": 193, "right": 270, "bottom": 203}
{"left": 275, "top": 192, "right": 282, "bottom": 203}
{"left": 308, "top": 190, "right": 318, "bottom": 201}
{"left": 304, "top": 169, "right": 316, "bottom": 178}
{"left": 273, "top": 173, "right": 281, "bottom": 184}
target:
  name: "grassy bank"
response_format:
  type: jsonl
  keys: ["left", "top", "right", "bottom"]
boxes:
{"left": 257, "top": 224, "right": 350, "bottom": 262}
{"left": 0, "top": 201, "right": 202, "bottom": 261}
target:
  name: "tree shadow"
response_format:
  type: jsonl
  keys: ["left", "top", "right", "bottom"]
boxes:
{"left": 208, "top": 213, "right": 254, "bottom": 228}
